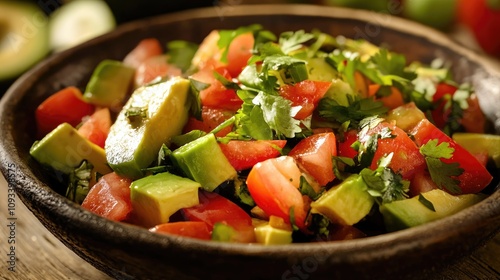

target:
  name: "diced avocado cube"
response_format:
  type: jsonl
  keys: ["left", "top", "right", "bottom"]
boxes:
{"left": 324, "top": 79, "right": 358, "bottom": 107}
{"left": 131, "top": 172, "right": 200, "bottom": 227}
{"left": 105, "top": 77, "right": 191, "bottom": 179}
{"left": 380, "top": 189, "right": 486, "bottom": 232}
{"left": 310, "top": 174, "right": 374, "bottom": 226}
{"left": 30, "top": 122, "right": 111, "bottom": 176}
{"left": 254, "top": 224, "right": 293, "bottom": 245}
{"left": 83, "top": 59, "right": 135, "bottom": 107}
{"left": 306, "top": 57, "right": 338, "bottom": 82}
{"left": 171, "top": 133, "right": 236, "bottom": 192}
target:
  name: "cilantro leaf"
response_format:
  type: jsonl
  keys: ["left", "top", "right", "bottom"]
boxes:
{"left": 279, "top": 30, "right": 314, "bottom": 54}
{"left": 299, "top": 176, "right": 322, "bottom": 201}
{"left": 317, "top": 96, "right": 388, "bottom": 130}
{"left": 419, "top": 139, "right": 454, "bottom": 159}
{"left": 66, "top": 160, "right": 93, "bottom": 204}
{"left": 360, "top": 153, "right": 410, "bottom": 204}
{"left": 419, "top": 139, "right": 464, "bottom": 194}
{"left": 252, "top": 92, "right": 302, "bottom": 139}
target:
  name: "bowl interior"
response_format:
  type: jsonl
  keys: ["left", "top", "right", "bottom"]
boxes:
{"left": 1, "top": 4, "right": 499, "bottom": 280}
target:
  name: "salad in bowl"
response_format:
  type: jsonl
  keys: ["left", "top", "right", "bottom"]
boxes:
{"left": 29, "top": 24, "right": 497, "bottom": 245}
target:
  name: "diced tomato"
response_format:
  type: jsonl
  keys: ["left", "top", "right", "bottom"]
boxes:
{"left": 362, "top": 122, "right": 426, "bottom": 181}
{"left": 460, "top": 94, "right": 486, "bottom": 134}
{"left": 150, "top": 221, "right": 212, "bottom": 240}
{"left": 337, "top": 129, "right": 359, "bottom": 159}
{"left": 182, "top": 190, "right": 255, "bottom": 243}
{"left": 77, "top": 107, "right": 112, "bottom": 148}
{"left": 81, "top": 172, "right": 133, "bottom": 221}
{"left": 431, "top": 82, "right": 458, "bottom": 129}
{"left": 190, "top": 67, "right": 243, "bottom": 111}
{"left": 246, "top": 156, "right": 308, "bottom": 230}
{"left": 279, "top": 80, "right": 331, "bottom": 120}
{"left": 368, "top": 85, "right": 405, "bottom": 109}
{"left": 191, "top": 30, "right": 223, "bottom": 70}
{"left": 288, "top": 132, "right": 337, "bottom": 186}
{"left": 134, "top": 55, "right": 182, "bottom": 87}
{"left": 410, "top": 119, "right": 493, "bottom": 194}
{"left": 123, "top": 38, "right": 164, "bottom": 69}
{"left": 409, "top": 169, "right": 439, "bottom": 197}
{"left": 219, "top": 140, "right": 287, "bottom": 171}
{"left": 183, "top": 107, "right": 234, "bottom": 137}
{"left": 226, "top": 32, "right": 254, "bottom": 77}
{"left": 36, "top": 86, "right": 95, "bottom": 138}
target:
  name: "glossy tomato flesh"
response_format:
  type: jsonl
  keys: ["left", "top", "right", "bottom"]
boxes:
{"left": 219, "top": 140, "right": 287, "bottom": 171}
{"left": 150, "top": 221, "right": 212, "bottom": 240}
{"left": 77, "top": 107, "right": 112, "bottom": 148}
{"left": 288, "top": 132, "right": 337, "bottom": 186}
{"left": 246, "top": 156, "right": 308, "bottom": 230}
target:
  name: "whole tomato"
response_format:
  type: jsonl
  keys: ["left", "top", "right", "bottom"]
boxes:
{"left": 458, "top": 0, "right": 500, "bottom": 57}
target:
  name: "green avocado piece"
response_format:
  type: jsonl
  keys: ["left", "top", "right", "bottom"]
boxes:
{"left": 30, "top": 123, "right": 111, "bottom": 176}
{"left": 171, "top": 133, "right": 237, "bottom": 192}
{"left": 83, "top": 59, "right": 135, "bottom": 108}
{"left": 306, "top": 57, "right": 338, "bottom": 82}
{"left": 380, "top": 189, "right": 486, "bottom": 232}
{"left": 131, "top": 172, "right": 200, "bottom": 227}
{"left": 254, "top": 223, "right": 293, "bottom": 245}
{"left": 310, "top": 174, "right": 374, "bottom": 225}
{"left": 105, "top": 77, "right": 191, "bottom": 179}
{"left": 0, "top": 1, "right": 50, "bottom": 81}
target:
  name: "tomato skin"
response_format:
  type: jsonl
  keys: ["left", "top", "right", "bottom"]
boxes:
{"left": 410, "top": 119, "right": 493, "bottom": 194}
{"left": 226, "top": 32, "right": 254, "bottom": 77}
{"left": 36, "top": 86, "right": 95, "bottom": 138}
{"left": 337, "top": 129, "right": 359, "bottom": 159}
{"left": 219, "top": 140, "right": 287, "bottom": 171}
{"left": 458, "top": 0, "right": 500, "bottom": 57}
{"left": 363, "top": 122, "right": 426, "bottom": 181}
{"left": 460, "top": 94, "right": 486, "bottom": 134}
{"left": 190, "top": 67, "right": 243, "bottom": 111}
{"left": 81, "top": 172, "right": 132, "bottom": 221}
{"left": 288, "top": 132, "right": 337, "bottom": 186}
{"left": 123, "top": 38, "right": 164, "bottom": 69}
{"left": 150, "top": 221, "right": 212, "bottom": 240}
{"left": 182, "top": 190, "right": 255, "bottom": 243}
{"left": 431, "top": 83, "right": 458, "bottom": 129}
{"left": 279, "top": 80, "right": 331, "bottom": 120}
{"left": 77, "top": 107, "right": 112, "bottom": 148}
{"left": 183, "top": 107, "right": 233, "bottom": 137}
{"left": 246, "top": 156, "right": 308, "bottom": 230}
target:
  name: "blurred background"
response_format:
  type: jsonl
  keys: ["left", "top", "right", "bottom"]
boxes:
{"left": 1, "top": 0, "right": 499, "bottom": 95}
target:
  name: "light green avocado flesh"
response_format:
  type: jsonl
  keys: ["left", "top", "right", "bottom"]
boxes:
{"left": 310, "top": 174, "right": 374, "bottom": 225}
{"left": 171, "top": 133, "right": 236, "bottom": 192}
{"left": 131, "top": 172, "right": 200, "bottom": 227}
{"left": 30, "top": 123, "right": 111, "bottom": 176}
{"left": 105, "top": 77, "right": 191, "bottom": 179}
{"left": 380, "top": 189, "right": 486, "bottom": 232}
{"left": 83, "top": 59, "right": 135, "bottom": 107}
{"left": 254, "top": 224, "right": 293, "bottom": 245}
{"left": 0, "top": 2, "right": 49, "bottom": 81}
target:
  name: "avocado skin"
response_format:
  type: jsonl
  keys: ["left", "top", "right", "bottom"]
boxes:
{"left": 105, "top": 77, "right": 191, "bottom": 179}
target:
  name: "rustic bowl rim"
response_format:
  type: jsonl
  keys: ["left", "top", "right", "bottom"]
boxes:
{"left": 1, "top": 2, "right": 499, "bottom": 267}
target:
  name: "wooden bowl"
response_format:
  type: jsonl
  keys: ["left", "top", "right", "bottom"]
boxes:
{"left": 0, "top": 5, "right": 499, "bottom": 280}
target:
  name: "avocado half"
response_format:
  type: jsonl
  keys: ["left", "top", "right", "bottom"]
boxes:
{"left": 0, "top": 1, "right": 50, "bottom": 82}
